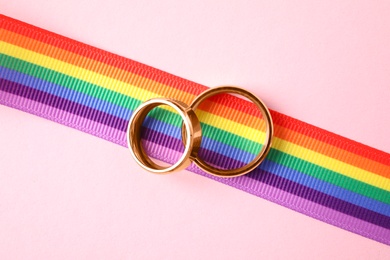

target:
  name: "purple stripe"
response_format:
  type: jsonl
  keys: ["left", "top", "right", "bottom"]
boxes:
{"left": 1, "top": 90, "right": 389, "bottom": 244}
{"left": 142, "top": 128, "right": 390, "bottom": 230}
{"left": 143, "top": 140, "right": 390, "bottom": 245}
{"left": 0, "top": 78, "right": 128, "bottom": 132}
{"left": 2, "top": 82, "right": 390, "bottom": 241}
{"left": 0, "top": 89, "right": 127, "bottom": 146}
{"left": 2, "top": 80, "right": 390, "bottom": 229}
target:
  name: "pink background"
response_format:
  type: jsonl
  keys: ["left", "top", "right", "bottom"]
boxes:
{"left": 1, "top": 0, "right": 390, "bottom": 259}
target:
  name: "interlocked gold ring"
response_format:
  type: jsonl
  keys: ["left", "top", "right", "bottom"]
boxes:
{"left": 182, "top": 86, "right": 273, "bottom": 177}
{"left": 127, "top": 98, "right": 202, "bottom": 174}
{"left": 127, "top": 86, "right": 273, "bottom": 178}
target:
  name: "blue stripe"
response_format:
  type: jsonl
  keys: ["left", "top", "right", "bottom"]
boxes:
{"left": 259, "top": 158, "right": 390, "bottom": 216}
{"left": 0, "top": 66, "right": 132, "bottom": 120}
{"left": 2, "top": 65, "right": 389, "bottom": 217}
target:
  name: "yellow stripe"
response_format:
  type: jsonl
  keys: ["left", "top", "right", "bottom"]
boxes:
{"left": 2, "top": 41, "right": 389, "bottom": 191}
{"left": 196, "top": 110, "right": 267, "bottom": 144}
{"left": 0, "top": 41, "right": 266, "bottom": 142}
{"left": 0, "top": 41, "right": 179, "bottom": 109}
{"left": 273, "top": 137, "right": 390, "bottom": 191}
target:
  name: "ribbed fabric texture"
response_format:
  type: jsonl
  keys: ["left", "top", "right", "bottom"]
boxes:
{"left": 0, "top": 14, "right": 389, "bottom": 245}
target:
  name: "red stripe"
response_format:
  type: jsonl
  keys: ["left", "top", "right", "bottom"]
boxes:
{"left": 1, "top": 14, "right": 389, "bottom": 167}
{"left": 0, "top": 14, "right": 204, "bottom": 96}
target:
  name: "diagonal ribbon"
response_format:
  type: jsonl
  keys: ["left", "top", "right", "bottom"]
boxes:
{"left": 0, "top": 14, "right": 389, "bottom": 245}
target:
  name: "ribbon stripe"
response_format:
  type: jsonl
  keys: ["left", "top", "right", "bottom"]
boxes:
{"left": 0, "top": 14, "right": 389, "bottom": 245}
{"left": 2, "top": 62, "right": 390, "bottom": 205}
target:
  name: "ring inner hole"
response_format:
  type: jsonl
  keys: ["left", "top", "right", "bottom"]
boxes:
{"left": 140, "top": 104, "right": 185, "bottom": 168}
{"left": 195, "top": 93, "right": 267, "bottom": 170}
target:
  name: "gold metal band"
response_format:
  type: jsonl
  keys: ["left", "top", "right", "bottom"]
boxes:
{"left": 127, "top": 98, "right": 202, "bottom": 174}
{"left": 182, "top": 86, "right": 273, "bottom": 177}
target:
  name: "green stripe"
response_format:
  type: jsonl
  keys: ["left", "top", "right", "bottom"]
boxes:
{"left": 268, "top": 150, "right": 390, "bottom": 205}
{"left": 1, "top": 53, "right": 389, "bottom": 205}
{"left": 0, "top": 53, "right": 262, "bottom": 156}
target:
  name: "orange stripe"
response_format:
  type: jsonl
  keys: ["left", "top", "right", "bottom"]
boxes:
{"left": 2, "top": 16, "right": 390, "bottom": 172}
{"left": 0, "top": 15, "right": 203, "bottom": 96}
{"left": 0, "top": 15, "right": 268, "bottom": 122}
{"left": 1, "top": 28, "right": 272, "bottom": 130}
{"left": 272, "top": 111, "right": 390, "bottom": 166}
{"left": 274, "top": 124, "right": 390, "bottom": 178}
{"left": 2, "top": 27, "right": 390, "bottom": 178}
{"left": 0, "top": 28, "right": 197, "bottom": 103}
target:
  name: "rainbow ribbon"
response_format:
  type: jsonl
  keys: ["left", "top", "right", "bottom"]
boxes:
{"left": 0, "top": 14, "right": 389, "bottom": 245}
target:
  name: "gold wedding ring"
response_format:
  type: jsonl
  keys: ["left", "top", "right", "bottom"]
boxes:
{"left": 127, "top": 86, "right": 273, "bottom": 177}
{"left": 182, "top": 86, "right": 273, "bottom": 177}
{"left": 127, "top": 98, "right": 202, "bottom": 174}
